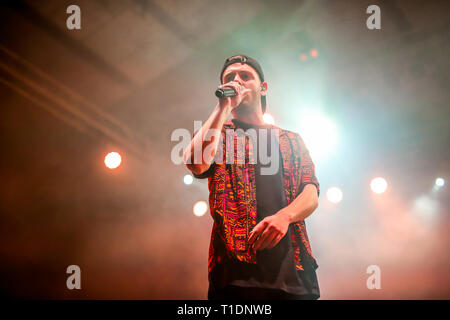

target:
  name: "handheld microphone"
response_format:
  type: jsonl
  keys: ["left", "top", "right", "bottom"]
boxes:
{"left": 215, "top": 87, "right": 237, "bottom": 98}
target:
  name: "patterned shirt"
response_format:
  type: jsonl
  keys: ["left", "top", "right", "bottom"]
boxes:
{"left": 194, "top": 120, "right": 320, "bottom": 282}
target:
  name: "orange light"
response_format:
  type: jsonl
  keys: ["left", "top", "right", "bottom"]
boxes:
{"left": 310, "top": 49, "right": 318, "bottom": 58}
{"left": 193, "top": 201, "right": 208, "bottom": 217}
{"left": 104, "top": 152, "right": 122, "bottom": 169}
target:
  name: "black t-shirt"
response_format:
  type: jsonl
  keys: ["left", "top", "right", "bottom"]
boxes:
{"left": 208, "top": 119, "right": 320, "bottom": 299}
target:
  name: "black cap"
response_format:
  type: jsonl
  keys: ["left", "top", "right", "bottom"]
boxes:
{"left": 220, "top": 54, "right": 266, "bottom": 113}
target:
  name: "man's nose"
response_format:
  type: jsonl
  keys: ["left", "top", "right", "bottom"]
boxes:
{"left": 233, "top": 74, "right": 242, "bottom": 83}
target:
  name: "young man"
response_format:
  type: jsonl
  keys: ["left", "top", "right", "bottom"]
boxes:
{"left": 184, "top": 54, "right": 320, "bottom": 300}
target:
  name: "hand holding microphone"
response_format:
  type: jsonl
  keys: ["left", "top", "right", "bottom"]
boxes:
{"left": 215, "top": 81, "right": 250, "bottom": 110}
{"left": 215, "top": 87, "right": 237, "bottom": 99}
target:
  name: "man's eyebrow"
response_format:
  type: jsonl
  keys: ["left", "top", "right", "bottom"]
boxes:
{"left": 224, "top": 70, "right": 253, "bottom": 78}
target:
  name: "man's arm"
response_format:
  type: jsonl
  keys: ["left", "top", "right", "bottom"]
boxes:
{"left": 249, "top": 133, "right": 319, "bottom": 251}
{"left": 278, "top": 184, "right": 319, "bottom": 222}
{"left": 248, "top": 184, "right": 318, "bottom": 251}
{"left": 184, "top": 103, "right": 231, "bottom": 175}
{"left": 184, "top": 81, "right": 249, "bottom": 175}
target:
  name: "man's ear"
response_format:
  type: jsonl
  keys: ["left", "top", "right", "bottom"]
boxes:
{"left": 260, "top": 82, "right": 268, "bottom": 96}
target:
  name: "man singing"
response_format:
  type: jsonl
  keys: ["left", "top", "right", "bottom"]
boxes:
{"left": 184, "top": 54, "right": 320, "bottom": 300}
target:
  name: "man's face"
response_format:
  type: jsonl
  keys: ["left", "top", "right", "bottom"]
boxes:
{"left": 221, "top": 63, "right": 265, "bottom": 110}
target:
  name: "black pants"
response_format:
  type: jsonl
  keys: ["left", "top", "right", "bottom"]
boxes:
{"left": 208, "top": 285, "right": 318, "bottom": 300}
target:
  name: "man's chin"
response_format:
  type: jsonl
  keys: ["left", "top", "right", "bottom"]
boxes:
{"left": 235, "top": 101, "right": 251, "bottom": 111}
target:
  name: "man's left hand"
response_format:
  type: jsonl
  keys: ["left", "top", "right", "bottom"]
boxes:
{"left": 248, "top": 211, "right": 291, "bottom": 251}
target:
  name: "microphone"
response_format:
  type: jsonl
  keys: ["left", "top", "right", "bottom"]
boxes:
{"left": 215, "top": 87, "right": 237, "bottom": 99}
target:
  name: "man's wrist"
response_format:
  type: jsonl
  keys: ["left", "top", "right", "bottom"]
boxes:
{"left": 276, "top": 208, "right": 294, "bottom": 224}
{"left": 216, "top": 101, "right": 233, "bottom": 114}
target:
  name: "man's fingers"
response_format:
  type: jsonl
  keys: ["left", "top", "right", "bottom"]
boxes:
{"left": 253, "top": 227, "right": 274, "bottom": 251}
{"left": 248, "top": 221, "right": 266, "bottom": 245}
{"left": 256, "top": 232, "right": 277, "bottom": 251}
{"left": 248, "top": 227, "right": 261, "bottom": 246}
{"left": 219, "top": 81, "right": 242, "bottom": 93}
{"left": 220, "top": 82, "right": 250, "bottom": 101}
{"left": 267, "top": 234, "right": 283, "bottom": 249}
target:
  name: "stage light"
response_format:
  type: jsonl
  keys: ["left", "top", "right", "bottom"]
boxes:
{"left": 326, "top": 187, "right": 343, "bottom": 204}
{"left": 193, "top": 201, "right": 208, "bottom": 217}
{"left": 300, "top": 54, "right": 308, "bottom": 62}
{"left": 297, "top": 112, "right": 338, "bottom": 161}
{"left": 413, "top": 195, "right": 439, "bottom": 222}
{"left": 184, "top": 174, "right": 194, "bottom": 185}
{"left": 371, "top": 177, "right": 387, "bottom": 194}
{"left": 435, "top": 178, "right": 445, "bottom": 187}
{"left": 310, "top": 49, "right": 318, "bottom": 58}
{"left": 263, "top": 113, "right": 275, "bottom": 125}
{"left": 104, "top": 152, "right": 122, "bottom": 169}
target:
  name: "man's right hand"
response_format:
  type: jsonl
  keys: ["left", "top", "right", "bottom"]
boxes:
{"left": 185, "top": 82, "right": 246, "bottom": 175}
{"left": 217, "top": 81, "right": 250, "bottom": 110}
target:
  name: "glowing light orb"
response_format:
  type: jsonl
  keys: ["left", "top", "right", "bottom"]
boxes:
{"left": 326, "top": 187, "right": 343, "bottom": 204}
{"left": 310, "top": 49, "right": 318, "bottom": 58}
{"left": 298, "top": 113, "right": 338, "bottom": 160}
{"left": 183, "top": 174, "right": 194, "bottom": 185}
{"left": 435, "top": 178, "right": 445, "bottom": 187}
{"left": 193, "top": 201, "right": 208, "bottom": 217}
{"left": 263, "top": 113, "right": 275, "bottom": 125}
{"left": 370, "top": 177, "right": 387, "bottom": 194}
{"left": 104, "top": 152, "right": 122, "bottom": 169}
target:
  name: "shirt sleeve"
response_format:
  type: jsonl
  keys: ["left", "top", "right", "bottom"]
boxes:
{"left": 189, "top": 129, "right": 216, "bottom": 179}
{"left": 296, "top": 133, "right": 320, "bottom": 197}
{"left": 192, "top": 163, "right": 216, "bottom": 179}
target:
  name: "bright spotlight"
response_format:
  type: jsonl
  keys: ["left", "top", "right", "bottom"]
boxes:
{"left": 193, "top": 201, "right": 208, "bottom": 217}
{"left": 326, "top": 187, "right": 343, "bottom": 204}
{"left": 371, "top": 177, "right": 387, "bottom": 194}
{"left": 263, "top": 113, "right": 275, "bottom": 125}
{"left": 298, "top": 112, "right": 338, "bottom": 161}
{"left": 184, "top": 174, "right": 194, "bottom": 185}
{"left": 435, "top": 178, "right": 445, "bottom": 187}
{"left": 104, "top": 152, "right": 122, "bottom": 169}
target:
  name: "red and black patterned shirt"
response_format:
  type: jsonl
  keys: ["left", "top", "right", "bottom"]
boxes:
{"left": 193, "top": 119, "right": 320, "bottom": 296}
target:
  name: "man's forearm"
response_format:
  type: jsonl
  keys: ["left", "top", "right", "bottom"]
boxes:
{"left": 249, "top": 184, "right": 319, "bottom": 251}
{"left": 184, "top": 103, "right": 231, "bottom": 173}
{"left": 277, "top": 184, "right": 319, "bottom": 224}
